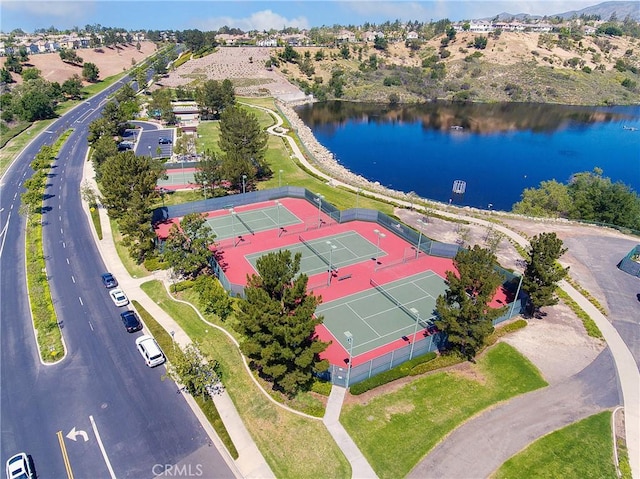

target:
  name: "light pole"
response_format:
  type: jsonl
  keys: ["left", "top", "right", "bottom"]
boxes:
{"left": 275, "top": 200, "right": 281, "bottom": 233}
{"left": 344, "top": 331, "right": 354, "bottom": 388}
{"left": 373, "top": 229, "right": 386, "bottom": 261}
{"left": 415, "top": 217, "right": 427, "bottom": 259}
{"left": 326, "top": 241, "right": 337, "bottom": 286}
{"left": 242, "top": 174, "right": 247, "bottom": 194}
{"left": 229, "top": 207, "right": 236, "bottom": 245}
{"left": 315, "top": 194, "right": 324, "bottom": 227}
{"left": 279, "top": 169, "right": 283, "bottom": 188}
{"left": 409, "top": 308, "right": 420, "bottom": 360}
{"left": 170, "top": 330, "right": 175, "bottom": 352}
{"left": 509, "top": 273, "right": 523, "bottom": 318}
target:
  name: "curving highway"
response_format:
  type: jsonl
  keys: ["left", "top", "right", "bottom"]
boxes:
{"left": 1, "top": 78, "right": 235, "bottom": 478}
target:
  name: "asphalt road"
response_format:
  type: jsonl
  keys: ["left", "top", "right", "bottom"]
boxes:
{"left": 1, "top": 78, "right": 234, "bottom": 478}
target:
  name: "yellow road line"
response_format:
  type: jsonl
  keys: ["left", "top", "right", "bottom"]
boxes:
{"left": 56, "top": 431, "right": 74, "bottom": 479}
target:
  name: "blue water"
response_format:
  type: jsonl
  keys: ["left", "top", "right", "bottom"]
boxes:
{"left": 296, "top": 102, "right": 640, "bottom": 211}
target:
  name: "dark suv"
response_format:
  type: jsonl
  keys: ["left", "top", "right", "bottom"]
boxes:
{"left": 101, "top": 272, "right": 118, "bottom": 288}
{"left": 120, "top": 310, "right": 143, "bottom": 333}
{"left": 158, "top": 137, "right": 172, "bottom": 144}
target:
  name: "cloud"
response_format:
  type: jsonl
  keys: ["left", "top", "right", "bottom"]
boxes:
{"left": 194, "top": 9, "right": 310, "bottom": 32}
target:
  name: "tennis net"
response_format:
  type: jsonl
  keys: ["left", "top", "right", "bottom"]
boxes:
{"left": 233, "top": 211, "right": 255, "bottom": 235}
{"left": 370, "top": 278, "right": 430, "bottom": 327}
{"left": 299, "top": 235, "right": 335, "bottom": 271}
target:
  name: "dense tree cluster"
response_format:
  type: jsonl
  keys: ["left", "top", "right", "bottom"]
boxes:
{"left": 236, "top": 250, "right": 329, "bottom": 396}
{"left": 512, "top": 168, "right": 640, "bottom": 230}
{"left": 194, "top": 79, "right": 235, "bottom": 119}
{"left": 435, "top": 246, "right": 507, "bottom": 359}
{"left": 163, "top": 213, "right": 217, "bottom": 279}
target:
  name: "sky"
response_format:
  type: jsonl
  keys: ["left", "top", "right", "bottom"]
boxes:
{"left": 1, "top": 0, "right": 604, "bottom": 33}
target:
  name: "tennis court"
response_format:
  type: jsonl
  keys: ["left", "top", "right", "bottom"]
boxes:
{"left": 158, "top": 169, "right": 196, "bottom": 186}
{"left": 206, "top": 204, "right": 301, "bottom": 242}
{"left": 316, "top": 271, "right": 448, "bottom": 356}
{"left": 244, "top": 231, "right": 383, "bottom": 278}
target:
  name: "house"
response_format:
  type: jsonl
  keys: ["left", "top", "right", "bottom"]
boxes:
{"left": 583, "top": 25, "right": 597, "bottom": 35}
{"left": 406, "top": 31, "right": 419, "bottom": 40}
{"left": 28, "top": 43, "right": 40, "bottom": 55}
{"left": 336, "top": 30, "right": 356, "bottom": 43}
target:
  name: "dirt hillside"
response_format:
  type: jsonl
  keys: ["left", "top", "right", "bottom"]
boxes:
{"left": 2, "top": 41, "right": 157, "bottom": 85}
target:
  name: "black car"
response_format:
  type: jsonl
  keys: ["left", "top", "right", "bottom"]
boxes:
{"left": 158, "top": 137, "right": 172, "bottom": 144}
{"left": 101, "top": 272, "right": 118, "bottom": 288}
{"left": 120, "top": 310, "right": 143, "bottom": 333}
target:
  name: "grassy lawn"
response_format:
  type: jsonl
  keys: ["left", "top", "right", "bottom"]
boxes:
{"left": 140, "top": 280, "right": 351, "bottom": 479}
{"left": 109, "top": 218, "right": 150, "bottom": 278}
{"left": 493, "top": 411, "right": 617, "bottom": 479}
{"left": 0, "top": 120, "right": 54, "bottom": 176}
{"left": 341, "top": 342, "right": 548, "bottom": 479}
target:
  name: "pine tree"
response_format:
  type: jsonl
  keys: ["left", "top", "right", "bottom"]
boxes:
{"left": 435, "top": 246, "right": 507, "bottom": 359}
{"left": 163, "top": 213, "right": 216, "bottom": 278}
{"left": 236, "top": 250, "right": 329, "bottom": 396}
{"left": 523, "top": 232, "right": 569, "bottom": 317}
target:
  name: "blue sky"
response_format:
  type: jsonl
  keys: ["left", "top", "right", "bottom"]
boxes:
{"left": 1, "top": 1, "right": 602, "bottom": 33}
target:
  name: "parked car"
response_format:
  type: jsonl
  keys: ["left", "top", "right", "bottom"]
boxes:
{"left": 135, "top": 335, "right": 166, "bottom": 367}
{"left": 101, "top": 272, "right": 118, "bottom": 288}
{"left": 109, "top": 288, "right": 129, "bottom": 307}
{"left": 120, "top": 310, "right": 143, "bottom": 333}
{"left": 158, "top": 137, "right": 172, "bottom": 144}
{"left": 5, "top": 453, "right": 34, "bottom": 479}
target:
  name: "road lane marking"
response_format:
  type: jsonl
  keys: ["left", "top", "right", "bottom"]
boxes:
{"left": 88, "top": 321, "right": 94, "bottom": 331}
{"left": 61, "top": 228, "right": 64, "bottom": 235}
{"left": 63, "top": 241, "right": 66, "bottom": 248}
{"left": 56, "top": 430, "right": 75, "bottom": 479}
{"left": 66, "top": 258, "right": 70, "bottom": 264}
{"left": 78, "top": 296, "right": 83, "bottom": 306}
{"left": 71, "top": 275, "right": 75, "bottom": 283}
{"left": 90, "top": 415, "right": 117, "bottom": 479}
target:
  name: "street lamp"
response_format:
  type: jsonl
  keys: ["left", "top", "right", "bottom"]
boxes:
{"left": 326, "top": 241, "right": 337, "bottom": 286}
{"left": 509, "top": 273, "right": 523, "bottom": 318}
{"left": 170, "top": 330, "right": 175, "bottom": 352}
{"left": 242, "top": 174, "right": 247, "bottom": 194}
{"left": 344, "top": 331, "right": 354, "bottom": 388}
{"left": 415, "top": 217, "right": 427, "bottom": 259}
{"left": 229, "top": 207, "right": 236, "bottom": 245}
{"left": 279, "top": 169, "right": 283, "bottom": 188}
{"left": 409, "top": 308, "right": 420, "bottom": 360}
{"left": 373, "top": 229, "right": 386, "bottom": 261}
{"left": 315, "top": 194, "right": 324, "bottom": 227}
{"left": 275, "top": 200, "right": 281, "bottom": 232}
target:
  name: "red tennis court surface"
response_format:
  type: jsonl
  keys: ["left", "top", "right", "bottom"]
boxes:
{"left": 156, "top": 197, "right": 512, "bottom": 368}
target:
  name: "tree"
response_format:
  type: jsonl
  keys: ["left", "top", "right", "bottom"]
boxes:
{"left": 11, "top": 79, "right": 58, "bottom": 121}
{"left": 82, "top": 62, "right": 100, "bottom": 82}
{"left": 21, "top": 67, "right": 41, "bottom": 81}
{"left": 193, "top": 275, "right": 233, "bottom": 319}
{"left": 474, "top": 36, "right": 488, "bottom": 49}
{"left": 59, "top": 48, "right": 83, "bottom": 65}
{"left": 218, "top": 106, "right": 269, "bottom": 188}
{"left": 236, "top": 250, "right": 329, "bottom": 396}
{"left": 148, "top": 88, "right": 175, "bottom": 124}
{"left": 195, "top": 79, "right": 235, "bottom": 119}
{"left": 435, "top": 246, "right": 507, "bottom": 359}
{"left": 61, "top": 74, "right": 83, "bottom": 99}
{"left": 163, "top": 212, "right": 216, "bottom": 278}
{"left": 193, "top": 149, "right": 224, "bottom": 198}
{"left": 90, "top": 135, "right": 119, "bottom": 179}
{"left": 1, "top": 68, "right": 13, "bottom": 84}
{"left": 512, "top": 180, "right": 571, "bottom": 217}
{"left": 4, "top": 54, "right": 23, "bottom": 74}
{"left": 183, "top": 29, "right": 206, "bottom": 52}
{"left": 522, "top": 233, "right": 569, "bottom": 317}
{"left": 373, "top": 35, "right": 388, "bottom": 51}
{"left": 166, "top": 343, "right": 221, "bottom": 400}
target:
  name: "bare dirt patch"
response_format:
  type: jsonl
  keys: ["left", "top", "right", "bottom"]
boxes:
{"left": 2, "top": 41, "right": 157, "bottom": 85}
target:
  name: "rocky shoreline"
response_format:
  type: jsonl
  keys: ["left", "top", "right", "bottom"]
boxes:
{"left": 275, "top": 100, "right": 420, "bottom": 204}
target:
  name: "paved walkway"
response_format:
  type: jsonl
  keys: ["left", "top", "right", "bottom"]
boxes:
{"left": 408, "top": 348, "right": 619, "bottom": 478}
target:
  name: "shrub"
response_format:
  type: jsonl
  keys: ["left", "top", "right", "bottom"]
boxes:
{"left": 350, "top": 351, "right": 437, "bottom": 395}
{"left": 311, "top": 379, "right": 332, "bottom": 396}
{"left": 171, "top": 279, "right": 195, "bottom": 293}
{"left": 144, "top": 256, "right": 168, "bottom": 271}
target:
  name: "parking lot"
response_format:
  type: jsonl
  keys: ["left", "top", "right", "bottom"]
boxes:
{"left": 129, "top": 126, "right": 175, "bottom": 158}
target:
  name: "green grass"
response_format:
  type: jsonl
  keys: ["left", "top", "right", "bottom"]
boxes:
{"left": 557, "top": 289, "right": 604, "bottom": 339}
{"left": 0, "top": 120, "right": 55, "bottom": 176}
{"left": 140, "top": 280, "right": 351, "bottom": 479}
{"left": 493, "top": 411, "right": 617, "bottom": 479}
{"left": 341, "top": 342, "right": 548, "bottom": 479}
{"left": 90, "top": 206, "right": 103, "bottom": 240}
{"left": 109, "top": 218, "right": 150, "bottom": 279}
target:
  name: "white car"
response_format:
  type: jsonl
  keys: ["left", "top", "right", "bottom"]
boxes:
{"left": 135, "top": 335, "right": 166, "bottom": 367}
{"left": 109, "top": 288, "right": 129, "bottom": 307}
{"left": 6, "top": 453, "right": 33, "bottom": 479}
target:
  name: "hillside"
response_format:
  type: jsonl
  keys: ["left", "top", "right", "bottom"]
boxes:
{"left": 277, "top": 31, "right": 640, "bottom": 105}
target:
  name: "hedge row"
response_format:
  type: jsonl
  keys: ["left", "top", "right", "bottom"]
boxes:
{"left": 350, "top": 352, "right": 437, "bottom": 395}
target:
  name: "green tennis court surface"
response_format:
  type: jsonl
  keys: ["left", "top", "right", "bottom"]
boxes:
{"left": 245, "top": 231, "right": 383, "bottom": 277}
{"left": 317, "top": 271, "right": 447, "bottom": 356}
{"left": 158, "top": 170, "right": 195, "bottom": 186}
{"left": 206, "top": 205, "right": 301, "bottom": 241}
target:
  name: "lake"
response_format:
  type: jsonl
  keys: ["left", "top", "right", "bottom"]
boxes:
{"left": 294, "top": 101, "right": 640, "bottom": 211}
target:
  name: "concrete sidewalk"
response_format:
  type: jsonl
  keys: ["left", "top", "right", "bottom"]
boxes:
{"left": 82, "top": 160, "right": 275, "bottom": 479}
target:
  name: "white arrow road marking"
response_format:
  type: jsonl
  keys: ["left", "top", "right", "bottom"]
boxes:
{"left": 66, "top": 427, "right": 88, "bottom": 442}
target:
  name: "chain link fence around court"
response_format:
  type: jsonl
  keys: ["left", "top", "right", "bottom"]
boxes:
{"left": 156, "top": 187, "right": 527, "bottom": 384}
